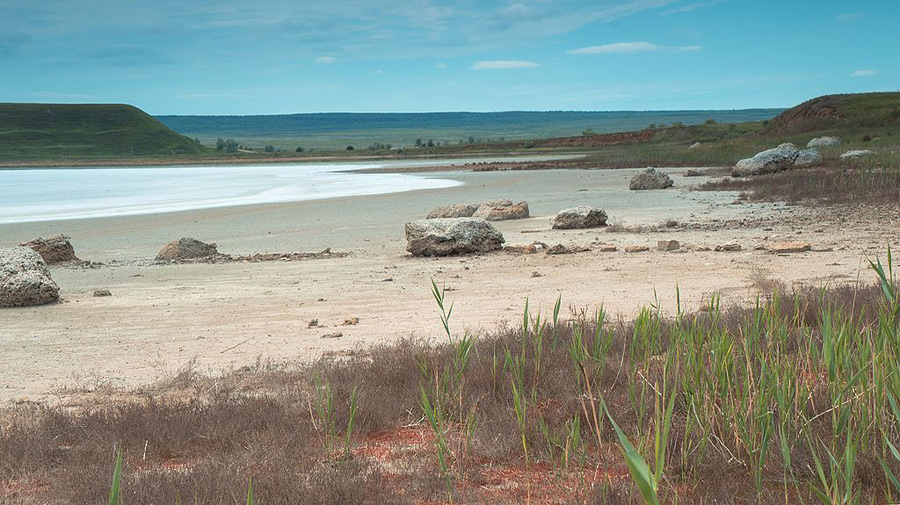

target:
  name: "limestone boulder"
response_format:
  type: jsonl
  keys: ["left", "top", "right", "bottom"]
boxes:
{"left": 0, "top": 247, "right": 60, "bottom": 307}
{"left": 473, "top": 201, "right": 529, "bottom": 221}
{"left": 794, "top": 148, "right": 823, "bottom": 167}
{"left": 807, "top": 136, "right": 842, "bottom": 148}
{"left": 427, "top": 204, "right": 478, "bottom": 219}
{"left": 428, "top": 199, "right": 529, "bottom": 221}
{"left": 733, "top": 143, "right": 800, "bottom": 177}
{"left": 405, "top": 218, "right": 505, "bottom": 256}
{"left": 629, "top": 168, "right": 673, "bottom": 190}
{"left": 552, "top": 206, "right": 608, "bottom": 229}
{"left": 156, "top": 238, "right": 218, "bottom": 261}
{"left": 20, "top": 234, "right": 78, "bottom": 264}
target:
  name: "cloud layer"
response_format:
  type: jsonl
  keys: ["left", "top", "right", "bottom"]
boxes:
{"left": 471, "top": 60, "right": 541, "bottom": 70}
{"left": 568, "top": 41, "right": 702, "bottom": 54}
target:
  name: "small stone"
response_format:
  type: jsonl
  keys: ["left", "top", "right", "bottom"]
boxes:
{"left": 156, "top": 238, "right": 218, "bottom": 261}
{"left": 714, "top": 242, "right": 742, "bottom": 252}
{"left": 840, "top": 149, "right": 874, "bottom": 161}
{"left": 546, "top": 244, "right": 590, "bottom": 255}
{"left": 552, "top": 206, "right": 608, "bottom": 229}
{"left": 624, "top": 245, "right": 650, "bottom": 253}
{"left": 600, "top": 246, "right": 618, "bottom": 252}
{"left": 342, "top": 317, "right": 360, "bottom": 326}
{"left": 769, "top": 242, "right": 811, "bottom": 254}
{"left": 93, "top": 289, "right": 112, "bottom": 297}
{"left": 308, "top": 319, "right": 319, "bottom": 328}
{"left": 321, "top": 332, "right": 344, "bottom": 339}
{"left": 505, "top": 244, "right": 538, "bottom": 254}
{"left": 382, "top": 277, "right": 394, "bottom": 282}
{"left": 531, "top": 271, "right": 542, "bottom": 278}
{"left": 657, "top": 240, "right": 680, "bottom": 252}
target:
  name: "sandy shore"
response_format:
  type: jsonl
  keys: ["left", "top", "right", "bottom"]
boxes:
{"left": 1, "top": 166, "right": 896, "bottom": 404}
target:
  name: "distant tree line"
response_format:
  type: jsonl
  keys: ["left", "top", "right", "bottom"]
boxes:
{"left": 215, "top": 138, "right": 239, "bottom": 152}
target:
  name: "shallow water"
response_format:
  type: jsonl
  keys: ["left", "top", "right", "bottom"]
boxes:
{"left": 0, "top": 156, "right": 592, "bottom": 224}
{"left": 0, "top": 161, "right": 467, "bottom": 224}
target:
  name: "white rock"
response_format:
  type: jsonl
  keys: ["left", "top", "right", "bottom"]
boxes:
{"left": 794, "top": 148, "right": 823, "bottom": 167}
{"left": 405, "top": 218, "right": 505, "bottom": 256}
{"left": 840, "top": 150, "right": 875, "bottom": 161}
{"left": 733, "top": 143, "right": 800, "bottom": 177}
{"left": 552, "top": 206, "right": 608, "bottom": 229}
{"left": 807, "top": 136, "right": 842, "bottom": 148}
{"left": 0, "top": 247, "right": 60, "bottom": 307}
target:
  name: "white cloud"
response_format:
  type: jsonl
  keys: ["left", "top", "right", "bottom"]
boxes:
{"left": 372, "top": 69, "right": 384, "bottom": 74}
{"left": 836, "top": 13, "right": 864, "bottom": 22}
{"left": 471, "top": 60, "right": 540, "bottom": 70}
{"left": 662, "top": 0, "right": 725, "bottom": 15}
{"left": 436, "top": 62, "right": 447, "bottom": 69}
{"left": 568, "top": 42, "right": 701, "bottom": 54}
{"left": 851, "top": 69, "right": 878, "bottom": 77}
{"left": 314, "top": 56, "right": 336, "bottom": 64}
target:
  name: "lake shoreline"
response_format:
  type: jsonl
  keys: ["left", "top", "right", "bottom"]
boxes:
{"left": 2, "top": 166, "right": 881, "bottom": 405}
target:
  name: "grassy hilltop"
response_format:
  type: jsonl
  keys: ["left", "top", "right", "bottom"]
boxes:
{"left": 0, "top": 103, "right": 208, "bottom": 161}
{"left": 566, "top": 92, "right": 900, "bottom": 169}
{"left": 0, "top": 92, "right": 897, "bottom": 167}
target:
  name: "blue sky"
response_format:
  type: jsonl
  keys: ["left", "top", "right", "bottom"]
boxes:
{"left": 0, "top": 0, "right": 896, "bottom": 114}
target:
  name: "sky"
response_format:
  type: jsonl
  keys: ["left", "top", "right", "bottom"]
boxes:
{"left": 0, "top": 0, "right": 897, "bottom": 115}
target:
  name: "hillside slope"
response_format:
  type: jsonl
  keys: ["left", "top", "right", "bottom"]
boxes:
{"left": 764, "top": 92, "right": 900, "bottom": 136}
{"left": 0, "top": 104, "right": 208, "bottom": 160}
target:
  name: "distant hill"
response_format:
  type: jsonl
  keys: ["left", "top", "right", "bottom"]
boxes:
{"left": 157, "top": 109, "right": 783, "bottom": 150}
{"left": 764, "top": 92, "right": 900, "bottom": 136}
{"left": 0, "top": 103, "right": 208, "bottom": 160}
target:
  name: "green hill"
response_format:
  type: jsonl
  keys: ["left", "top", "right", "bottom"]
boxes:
{"left": 0, "top": 103, "right": 208, "bottom": 160}
{"left": 764, "top": 92, "right": 900, "bottom": 136}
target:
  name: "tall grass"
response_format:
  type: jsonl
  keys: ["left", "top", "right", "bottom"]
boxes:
{"left": 6, "top": 259, "right": 900, "bottom": 503}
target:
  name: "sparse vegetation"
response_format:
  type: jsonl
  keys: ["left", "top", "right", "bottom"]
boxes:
{"left": 4, "top": 257, "right": 900, "bottom": 503}
{"left": 700, "top": 163, "right": 900, "bottom": 204}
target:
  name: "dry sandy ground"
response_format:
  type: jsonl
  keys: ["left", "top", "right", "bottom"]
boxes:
{"left": 1, "top": 167, "right": 898, "bottom": 404}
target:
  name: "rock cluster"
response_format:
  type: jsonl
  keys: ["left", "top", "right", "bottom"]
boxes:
{"left": 19, "top": 234, "right": 78, "bottom": 264}
{"left": 733, "top": 143, "right": 822, "bottom": 176}
{"left": 427, "top": 199, "right": 529, "bottom": 221}
{"left": 552, "top": 206, "right": 608, "bottom": 229}
{"left": 629, "top": 168, "right": 673, "bottom": 190}
{"left": 156, "top": 238, "right": 218, "bottom": 261}
{"left": 0, "top": 247, "right": 60, "bottom": 307}
{"left": 405, "top": 218, "right": 505, "bottom": 256}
